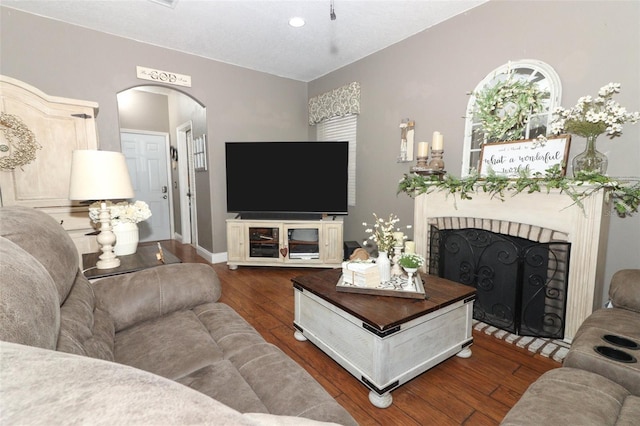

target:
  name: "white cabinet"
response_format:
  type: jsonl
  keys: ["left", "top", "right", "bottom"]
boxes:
{"left": 0, "top": 75, "right": 99, "bottom": 258}
{"left": 226, "top": 218, "right": 343, "bottom": 269}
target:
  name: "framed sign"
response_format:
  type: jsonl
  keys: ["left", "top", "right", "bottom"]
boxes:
{"left": 478, "top": 135, "right": 571, "bottom": 177}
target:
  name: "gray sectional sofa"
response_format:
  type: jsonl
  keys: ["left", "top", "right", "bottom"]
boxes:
{"left": 501, "top": 269, "right": 640, "bottom": 425}
{"left": 0, "top": 206, "right": 357, "bottom": 425}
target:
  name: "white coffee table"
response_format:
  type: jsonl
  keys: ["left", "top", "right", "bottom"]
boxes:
{"left": 292, "top": 269, "right": 476, "bottom": 408}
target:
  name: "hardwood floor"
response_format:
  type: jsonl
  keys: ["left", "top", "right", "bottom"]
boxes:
{"left": 163, "top": 241, "right": 560, "bottom": 425}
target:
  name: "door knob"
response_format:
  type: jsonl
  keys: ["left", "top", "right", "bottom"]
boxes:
{"left": 162, "top": 186, "right": 168, "bottom": 193}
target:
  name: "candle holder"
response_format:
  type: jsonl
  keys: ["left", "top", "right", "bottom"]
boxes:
{"left": 428, "top": 149, "right": 445, "bottom": 171}
{"left": 397, "top": 119, "right": 415, "bottom": 163}
{"left": 410, "top": 152, "right": 446, "bottom": 178}
{"left": 410, "top": 156, "right": 430, "bottom": 174}
{"left": 391, "top": 245, "right": 404, "bottom": 277}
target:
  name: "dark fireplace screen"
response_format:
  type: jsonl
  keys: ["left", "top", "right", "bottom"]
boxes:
{"left": 429, "top": 227, "right": 570, "bottom": 339}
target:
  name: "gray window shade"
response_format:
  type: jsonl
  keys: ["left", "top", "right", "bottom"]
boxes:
{"left": 317, "top": 114, "right": 357, "bottom": 206}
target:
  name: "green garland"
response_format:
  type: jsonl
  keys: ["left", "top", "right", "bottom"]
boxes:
{"left": 397, "top": 165, "right": 640, "bottom": 217}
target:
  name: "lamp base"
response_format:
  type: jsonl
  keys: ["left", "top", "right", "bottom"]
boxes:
{"left": 96, "top": 256, "right": 121, "bottom": 269}
{"left": 95, "top": 201, "right": 121, "bottom": 269}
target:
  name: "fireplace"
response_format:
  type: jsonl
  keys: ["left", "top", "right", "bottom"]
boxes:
{"left": 429, "top": 226, "right": 570, "bottom": 339}
{"left": 413, "top": 188, "right": 610, "bottom": 342}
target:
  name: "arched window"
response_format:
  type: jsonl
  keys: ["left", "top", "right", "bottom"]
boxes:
{"left": 461, "top": 60, "right": 562, "bottom": 176}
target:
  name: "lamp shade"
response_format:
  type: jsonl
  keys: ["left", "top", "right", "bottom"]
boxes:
{"left": 69, "top": 150, "right": 135, "bottom": 201}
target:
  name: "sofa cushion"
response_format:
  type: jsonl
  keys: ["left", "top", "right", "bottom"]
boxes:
{"left": 0, "top": 237, "right": 60, "bottom": 349}
{"left": 609, "top": 269, "right": 640, "bottom": 314}
{"left": 56, "top": 272, "right": 115, "bottom": 361}
{"left": 114, "top": 308, "right": 221, "bottom": 379}
{"left": 195, "top": 303, "right": 357, "bottom": 424}
{"left": 501, "top": 367, "right": 634, "bottom": 425}
{"left": 0, "top": 206, "right": 78, "bottom": 304}
{"left": 92, "top": 263, "right": 221, "bottom": 332}
{"left": 563, "top": 307, "right": 640, "bottom": 395}
{"left": 1, "top": 341, "right": 344, "bottom": 426}
{"left": 176, "top": 362, "right": 270, "bottom": 413}
{"left": 618, "top": 396, "right": 640, "bottom": 426}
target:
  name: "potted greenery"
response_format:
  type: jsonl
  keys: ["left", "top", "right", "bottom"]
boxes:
{"left": 398, "top": 253, "right": 425, "bottom": 270}
{"left": 398, "top": 253, "right": 424, "bottom": 290}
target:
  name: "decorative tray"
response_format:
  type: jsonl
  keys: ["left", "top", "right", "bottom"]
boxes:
{"left": 336, "top": 274, "right": 428, "bottom": 299}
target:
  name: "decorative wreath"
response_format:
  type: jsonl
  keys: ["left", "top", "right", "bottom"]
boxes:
{"left": 472, "top": 75, "right": 549, "bottom": 143}
{"left": 0, "top": 112, "right": 41, "bottom": 171}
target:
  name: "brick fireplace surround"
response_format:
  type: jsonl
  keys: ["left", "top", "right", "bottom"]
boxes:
{"left": 414, "top": 188, "right": 610, "bottom": 342}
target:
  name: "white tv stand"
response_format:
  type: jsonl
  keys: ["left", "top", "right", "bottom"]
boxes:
{"left": 226, "top": 217, "right": 344, "bottom": 269}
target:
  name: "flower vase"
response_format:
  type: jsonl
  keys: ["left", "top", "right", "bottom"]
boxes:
{"left": 572, "top": 134, "right": 608, "bottom": 176}
{"left": 113, "top": 222, "right": 139, "bottom": 256}
{"left": 377, "top": 251, "right": 391, "bottom": 284}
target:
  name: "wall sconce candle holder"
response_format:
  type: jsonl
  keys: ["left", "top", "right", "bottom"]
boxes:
{"left": 397, "top": 119, "right": 415, "bottom": 163}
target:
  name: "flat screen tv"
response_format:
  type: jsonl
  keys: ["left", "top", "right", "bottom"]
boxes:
{"left": 225, "top": 141, "right": 348, "bottom": 219}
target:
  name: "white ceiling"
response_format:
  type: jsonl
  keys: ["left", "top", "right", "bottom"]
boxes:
{"left": 3, "top": 0, "right": 487, "bottom": 82}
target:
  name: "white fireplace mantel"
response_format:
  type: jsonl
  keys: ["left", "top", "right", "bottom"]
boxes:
{"left": 414, "top": 188, "right": 611, "bottom": 341}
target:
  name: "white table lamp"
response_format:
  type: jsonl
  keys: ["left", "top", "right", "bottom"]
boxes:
{"left": 69, "top": 150, "right": 135, "bottom": 269}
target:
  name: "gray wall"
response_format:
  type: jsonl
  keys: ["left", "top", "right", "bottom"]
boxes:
{"left": 2, "top": 1, "right": 638, "bottom": 301}
{"left": 310, "top": 0, "right": 640, "bottom": 299}
{"left": 1, "top": 6, "right": 309, "bottom": 255}
{"left": 117, "top": 90, "right": 170, "bottom": 133}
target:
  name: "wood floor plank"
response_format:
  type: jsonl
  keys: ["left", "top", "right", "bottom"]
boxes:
{"left": 401, "top": 376, "right": 475, "bottom": 424}
{"left": 163, "top": 241, "right": 561, "bottom": 425}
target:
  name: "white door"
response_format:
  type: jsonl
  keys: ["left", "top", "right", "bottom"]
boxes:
{"left": 120, "top": 132, "right": 171, "bottom": 241}
{"left": 176, "top": 122, "right": 196, "bottom": 244}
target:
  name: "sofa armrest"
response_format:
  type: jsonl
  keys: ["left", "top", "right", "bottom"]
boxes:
{"left": 609, "top": 269, "right": 640, "bottom": 313}
{"left": 92, "top": 263, "right": 221, "bottom": 332}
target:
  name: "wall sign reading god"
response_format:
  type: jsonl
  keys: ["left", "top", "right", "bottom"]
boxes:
{"left": 478, "top": 135, "right": 571, "bottom": 178}
{"left": 136, "top": 66, "right": 192, "bottom": 87}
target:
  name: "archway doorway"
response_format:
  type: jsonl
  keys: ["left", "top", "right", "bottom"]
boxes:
{"left": 116, "top": 85, "right": 207, "bottom": 246}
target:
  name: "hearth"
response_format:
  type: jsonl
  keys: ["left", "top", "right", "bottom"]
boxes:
{"left": 429, "top": 227, "right": 570, "bottom": 339}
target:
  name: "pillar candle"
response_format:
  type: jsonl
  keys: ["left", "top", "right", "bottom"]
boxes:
{"left": 393, "top": 232, "right": 404, "bottom": 244}
{"left": 404, "top": 241, "right": 415, "bottom": 254}
{"left": 417, "top": 142, "right": 429, "bottom": 157}
{"left": 432, "top": 131, "right": 444, "bottom": 150}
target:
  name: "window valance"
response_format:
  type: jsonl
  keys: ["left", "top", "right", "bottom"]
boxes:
{"left": 308, "top": 82, "right": 360, "bottom": 125}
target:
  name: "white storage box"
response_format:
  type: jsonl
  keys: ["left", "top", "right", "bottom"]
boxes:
{"left": 341, "top": 261, "right": 380, "bottom": 288}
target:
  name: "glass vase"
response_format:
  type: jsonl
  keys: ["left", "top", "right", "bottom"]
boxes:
{"left": 572, "top": 134, "right": 608, "bottom": 176}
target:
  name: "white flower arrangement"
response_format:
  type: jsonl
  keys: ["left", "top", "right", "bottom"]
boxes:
{"left": 89, "top": 200, "right": 152, "bottom": 225}
{"left": 362, "top": 213, "right": 411, "bottom": 254}
{"left": 551, "top": 83, "right": 640, "bottom": 138}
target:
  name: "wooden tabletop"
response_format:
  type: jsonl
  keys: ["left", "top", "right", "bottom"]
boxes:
{"left": 292, "top": 268, "right": 476, "bottom": 332}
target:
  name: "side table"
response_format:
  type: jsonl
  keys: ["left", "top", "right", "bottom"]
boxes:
{"left": 82, "top": 242, "right": 181, "bottom": 280}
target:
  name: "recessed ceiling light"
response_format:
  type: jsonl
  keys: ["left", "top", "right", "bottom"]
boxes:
{"left": 289, "top": 17, "right": 305, "bottom": 28}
